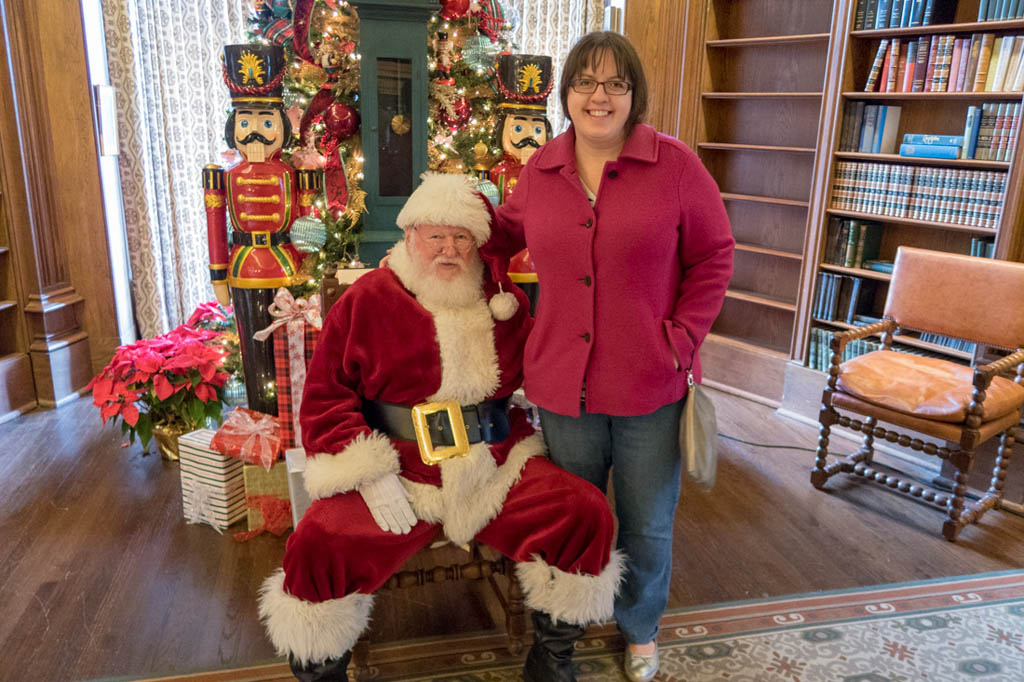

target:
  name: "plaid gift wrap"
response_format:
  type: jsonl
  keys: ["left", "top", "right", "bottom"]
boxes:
{"left": 253, "top": 289, "right": 323, "bottom": 451}
{"left": 241, "top": 462, "right": 292, "bottom": 534}
{"left": 272, "top": 322, "right": 320, "bottom": 449}
{"left": 178, "top": 429, "right": 247, "bottom": 530}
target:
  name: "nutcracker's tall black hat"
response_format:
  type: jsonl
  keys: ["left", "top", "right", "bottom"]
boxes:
{"left": 495, "top": 54, "right": 555, "bottom": 114}
{"left": 223, "top": 44, "right": 286, "bottom": 106}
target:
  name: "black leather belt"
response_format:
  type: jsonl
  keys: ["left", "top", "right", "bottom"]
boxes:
{"left": 232, "top": 230, "right": 291, "bottom": 247}
{"left": 364, "top": 397, "right": 511, "bottom": 448}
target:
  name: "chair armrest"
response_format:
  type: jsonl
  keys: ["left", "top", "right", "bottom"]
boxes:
{"left": 967, "top": 348, "right": 1024, "bottom": 427}
{"left": 830, "top": 319, "right": 899, "bottom": 359}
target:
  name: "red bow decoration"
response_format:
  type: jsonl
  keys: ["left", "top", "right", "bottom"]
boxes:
{"left": 233, "top": 495, "right": 292, "bottom": 541}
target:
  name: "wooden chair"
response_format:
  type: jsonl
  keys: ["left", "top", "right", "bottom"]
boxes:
{"left": 811, "top": 247, "right": 1024, "bottom": 541}
{"left": 319, "top": 266, "right": 528, "bottom": 680}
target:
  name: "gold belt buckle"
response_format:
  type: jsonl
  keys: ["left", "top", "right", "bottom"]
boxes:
{"left": 252, "top": 231, "right": 271, "bottom": 247}
{"left": 411, "top": 400, "right": 470, "bottom": 465}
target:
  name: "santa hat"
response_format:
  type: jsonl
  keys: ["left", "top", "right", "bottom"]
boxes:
{"left": 396, "top": 172, "right": 518, "bottom": 320}
{"left": 396, "top": 172, "right": 492, "bottom": 246}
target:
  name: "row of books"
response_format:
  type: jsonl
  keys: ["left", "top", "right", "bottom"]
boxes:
{"left": 807, "top": 327, "right": 966, "bottom": 372}
{"left": 970, "top": 236, "right": 997, "bottom": 257}
{"left": 840, "top": 104, "right": 903, "bottom": 153}
{"left": 864, "top": 33, "right": 1024, "bottom": 93}
{"left": 813, "top": 273, "right": 879, "bottom": 324}
{"left": 823, "top": 218, "right": 884, "bottom": 268}
{"left": 831, "top": 161, "right": 1005, "bottom": 227}
{"left": 977, "top": 0, "right": 1024, "bottom": 21}
{"left": 853, "top": 0, "right": 942, "bottom": 31}
{"left": 963, "top": 102, "right": 1022, "bottom": 160}
{"left": 918, "top": 332, "right": 977, "bottom": 353}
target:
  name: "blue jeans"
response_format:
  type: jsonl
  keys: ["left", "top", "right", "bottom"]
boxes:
{"left": 539, "top": 400, "right": 683, "bottom": 644}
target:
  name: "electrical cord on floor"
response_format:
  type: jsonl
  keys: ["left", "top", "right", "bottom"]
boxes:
{"left": 717, "top": 433, "right": 1024, "bottom": 519}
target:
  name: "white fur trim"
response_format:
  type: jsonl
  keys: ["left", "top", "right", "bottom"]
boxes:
{"left": 488, "top": 290, "right": 518, "bottom": 321}
{"left": 258, "top": 568, "right": 374, "bottom": 665}
{"left": 396, "top": 172, "right": 491, "bottom": 245}
{"left": 425, "top": 299, "right": 501, "bottom": 405}
{"left": 516, "top": 549, "right": 627, "bottom": 626}
{"left": 402, "top": 432, "right": 544, "bottom": 545}
{"left": 303, "top": 431, "right": 401, "bottom": 501}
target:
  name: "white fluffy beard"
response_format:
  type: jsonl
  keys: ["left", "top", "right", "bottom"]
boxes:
{"left": 389, "top": 240, "right": 486, "bottom": 309}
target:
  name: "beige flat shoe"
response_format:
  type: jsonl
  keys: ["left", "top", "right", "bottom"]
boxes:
{"left": 624, "top": 644, "right": 659, "bottom": 681}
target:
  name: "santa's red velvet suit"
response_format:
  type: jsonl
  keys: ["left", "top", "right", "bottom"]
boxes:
{"left": 258, "top": 177, "right": 623, "bottom": 670}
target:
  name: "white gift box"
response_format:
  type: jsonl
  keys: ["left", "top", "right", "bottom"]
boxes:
{"left": 285, "top": 447, "right": 312, "bottom": 528}
{"left": 178, "top": 428, "right": 247, "bottom": 530}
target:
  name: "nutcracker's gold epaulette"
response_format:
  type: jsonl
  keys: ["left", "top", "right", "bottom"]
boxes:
{"left": 297, "top": 168, "right": 322, "bottom": 191}
{"left": 203, "top": 165, "right": 225, "bottom": 190}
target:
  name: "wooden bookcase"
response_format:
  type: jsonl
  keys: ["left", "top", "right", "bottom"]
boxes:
{"left": 0, "top": 189, "right": 35, "bottom": 423}
{"left": 692, "top": 0, "right": 839, "bottom": 403}
{"left": 796, "top": 0, "right": 1024, "bottom": 381}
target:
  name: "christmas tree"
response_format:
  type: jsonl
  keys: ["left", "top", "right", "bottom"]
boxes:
{"left": 245, "top": 0, "right": 519, "bottom": 293}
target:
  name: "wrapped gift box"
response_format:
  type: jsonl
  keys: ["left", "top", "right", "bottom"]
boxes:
{"left": 178, "top": 428, "right": 247, "bottom": 529}
{"left": 242, "top": 461, "right": 292, "bottom": 532}
{"left": 285, "top": 447, "right": 312, "bottom": 527}
{"left": 272, "top": 320, "right": 320, "bottom": 449}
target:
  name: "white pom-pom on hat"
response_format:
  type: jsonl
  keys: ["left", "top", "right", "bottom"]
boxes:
{"left": 488, "top": 285, "right": 518, "bottom": 321}
{"left": 396, "top": 172, "right": 491, "bottom": 246}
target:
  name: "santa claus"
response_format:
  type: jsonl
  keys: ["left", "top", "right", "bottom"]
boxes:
{"left": 258, "top": 172, "right": 624, "bottom": 682}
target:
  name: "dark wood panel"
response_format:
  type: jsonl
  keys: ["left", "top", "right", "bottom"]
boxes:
{"left": 727, "top": 201, "right": 809, "bottom": 254}
{"left": 878, "top": 223, "right": 979, "bottom": 260}
{"left": 711, "top": 296, "right": 795, "bottom": 352}
{"left": 704, "top": 98, "right": 822, "bottom": 147}
{"left": 729, "top": 249, "right": 802, "bottom": 302}
{"left": 709, "top": 0, "right": 834, "bottom": 38}
{"left": 700, "top": 334, "right": 788, "bottom": 403}
{"left": 702, "top": 148, "right": 815, "bottom": 201}
{"left": 708, "top": 42, "right": 829, "bottom": 93}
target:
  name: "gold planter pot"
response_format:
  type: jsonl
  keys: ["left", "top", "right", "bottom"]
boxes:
{"left": 152, "top": 423, "right": 185, "bottom": 461}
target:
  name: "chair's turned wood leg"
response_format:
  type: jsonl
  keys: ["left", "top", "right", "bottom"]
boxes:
{"left": 352, "top": 635, "right": 371, "bottom": 681}
{"left": 811, "top": 408, "right": 833, "bottom": 489}
{"left": 506, "top": 559, "right": 526, "bottom": 655}
{"left": 988, "top": 426, "right": 1015, "bottom": 500}
{"left": 942, "top": 458, "right": 971, "bottom": 542}
{"left": 857, "top": 416, "right": 877, "bottom": 463}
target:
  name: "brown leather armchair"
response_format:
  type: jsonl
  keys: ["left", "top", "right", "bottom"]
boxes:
{"left": 811, "top": 247, "right": 1024, "bottom": 541}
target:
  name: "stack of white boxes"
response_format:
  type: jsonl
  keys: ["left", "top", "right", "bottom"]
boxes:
{"left": 178, "top": 428, "right": 247, "bottom": 530}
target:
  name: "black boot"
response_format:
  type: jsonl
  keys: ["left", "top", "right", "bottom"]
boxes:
{"left": 288, "top": 650, "right": 351, "bottom": 682}
{"left": 522, "top": 611, "right": 587, "bottom": 682}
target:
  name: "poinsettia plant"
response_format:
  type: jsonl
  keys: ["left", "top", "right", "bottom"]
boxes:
{"left": 87, "top": 323, "right": 232, "bottom": 449}
{"left": 186, "top": 301, "right": 242, "bottom": 377}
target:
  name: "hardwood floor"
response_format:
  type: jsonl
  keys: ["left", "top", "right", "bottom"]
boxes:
{"left": 1, "top": 390, "right": 1022, "bottom": 682}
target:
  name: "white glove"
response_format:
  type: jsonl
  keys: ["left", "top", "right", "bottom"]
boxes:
{"left": 359, "top": 473, "right": 417, "bottom": 534}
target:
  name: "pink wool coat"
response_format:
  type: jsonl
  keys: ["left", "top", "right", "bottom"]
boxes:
{"left": 487, "top": 123, "right": 734, "bottom": 417}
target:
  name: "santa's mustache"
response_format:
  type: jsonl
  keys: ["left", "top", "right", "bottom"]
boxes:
{"left": 511, "top": 137, "right": 541, "bottom": 149}
{"left": 237, "top": 132, "right": 276, "bottom": 145}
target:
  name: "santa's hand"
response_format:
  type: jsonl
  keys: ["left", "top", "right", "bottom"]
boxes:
{"left": 359, "top": 473, "right": 417, "bottom": 534}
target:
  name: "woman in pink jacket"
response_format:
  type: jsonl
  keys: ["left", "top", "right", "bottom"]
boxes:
{"left": 485, "top": 31, "right": 734, "bottom": 681}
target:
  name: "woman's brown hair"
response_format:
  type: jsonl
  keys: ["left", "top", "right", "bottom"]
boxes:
{"left": 559, "top": 31, "right": 649, "bottom": 138}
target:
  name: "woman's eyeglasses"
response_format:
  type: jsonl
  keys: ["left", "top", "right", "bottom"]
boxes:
{"left": 570, "top": 78, "right": 632, "bottom": 95}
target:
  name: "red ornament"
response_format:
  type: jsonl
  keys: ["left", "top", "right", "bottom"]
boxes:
{"left": 439, "top": 0, "right": 470, "bottom": 20}
{"left": 323, "top": 102, "right": 360, "bottom": 140}
{"left": 439, "top": 96, "right": 471, "bottom": 131}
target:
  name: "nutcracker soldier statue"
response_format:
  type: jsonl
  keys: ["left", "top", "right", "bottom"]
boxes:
{"left": 488, "top": 53, "right": 554, "bottom": 204}
{"left": 203, "top": 44, "right": 323, "bottom": 414}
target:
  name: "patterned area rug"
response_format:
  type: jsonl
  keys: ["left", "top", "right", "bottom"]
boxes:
{"left": 140, "top": 571, "right": 1024, "bottom": 682}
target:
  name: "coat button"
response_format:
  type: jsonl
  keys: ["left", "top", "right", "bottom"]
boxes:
{"left": 584, "top": 218, "right": 593, "bottom": 228}
{"left": 581, "top": 332, "right": 591, "bottom": 342}
{"left": 607, "top": 170, "right": 618, "bottom": 178}
{"left": 580, "top": 276, "right": 592, "bottom": 286}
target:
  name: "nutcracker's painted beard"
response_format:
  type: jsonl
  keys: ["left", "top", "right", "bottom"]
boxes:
{"left": 225, "top": 107, "right": 292, "bottom": 163}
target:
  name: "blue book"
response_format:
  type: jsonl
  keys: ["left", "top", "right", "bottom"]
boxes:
{"left": 876, "top": 0, "right": 893, "bottom": 29}
{"left": 859, "top": 105, "right": 880, "bottom": 152}
{"left": 922, "top": 0, "right": 935, "bottom": 23}
{"left": 978, "top": 0, "right": 990, "bottom": 21}
{"left": 964, "top": 105, "right": 983, "bottom": 159}
{"left": 890, "top": 0, "right": 904, "bottom": 27}
{"left": 872, "top": 105, "right": 888, "bottom": 153}
{"left": 996, "top": 0, "right": 1010, "bottom": 19}
{"left": 899, "top": 143, "right": 961, "bottom": 158}
{"left": 864, "top": 0, "right": 879, "bottom": 28}
{"left": 900, "top": 0, "right": 914, "bottom": 26}
{"left": 909, "top": 0, "right": 925, "bottom": 26}
{"left": 901, "top": 134, "right": 965, "bottom": 146}
{"left": 1009, "top": 0, "right": 1022, "bottom": 17}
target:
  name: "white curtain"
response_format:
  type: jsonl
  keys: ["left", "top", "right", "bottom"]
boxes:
{"left": 102, "top": 0, "right": 250, "bottom": 338}
{"left": 508, "top": 0, "right": 605, "bottom": 134}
